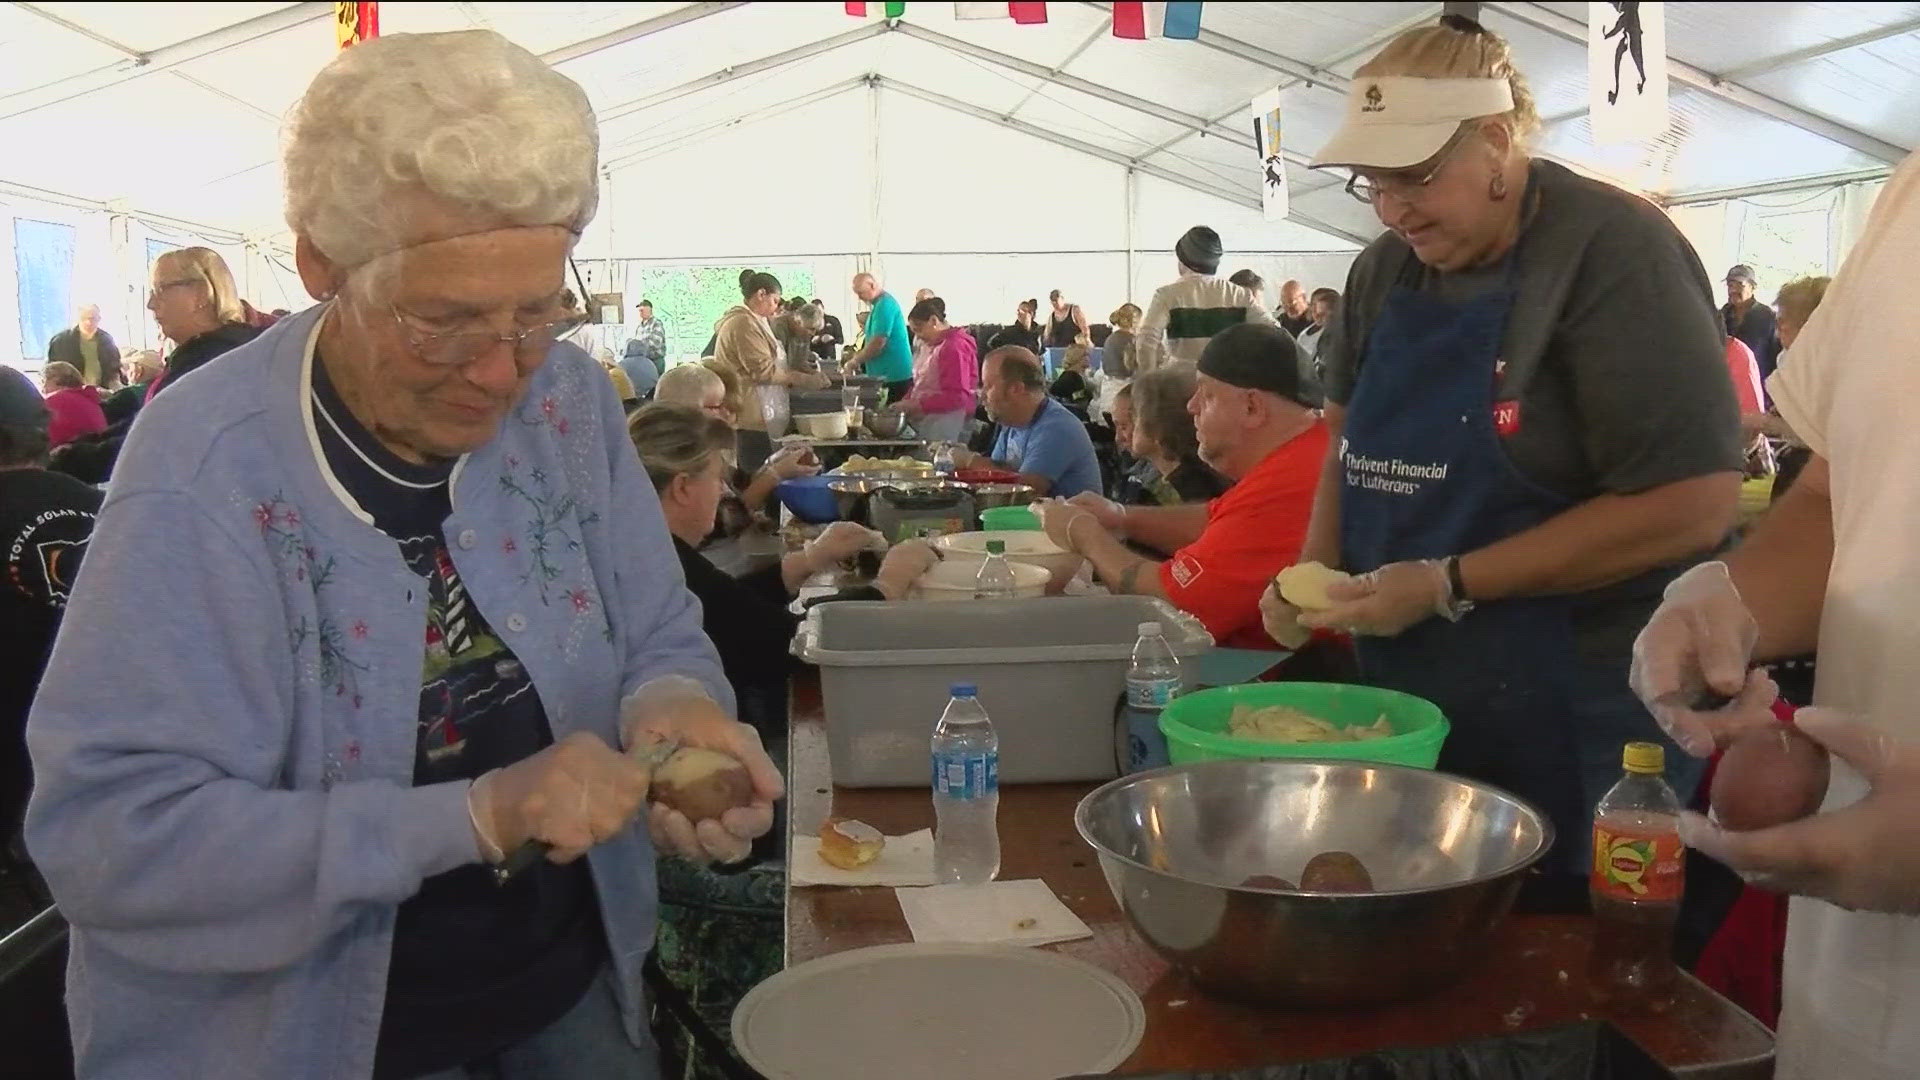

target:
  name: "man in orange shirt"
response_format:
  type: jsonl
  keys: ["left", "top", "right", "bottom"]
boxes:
{"left": 1033, "top": 324, "right": 1326, "bottom": 648}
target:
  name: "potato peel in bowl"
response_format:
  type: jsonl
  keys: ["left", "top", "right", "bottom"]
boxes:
{"left": 1227, "top": 704, "right": 1393, "bottom": 744}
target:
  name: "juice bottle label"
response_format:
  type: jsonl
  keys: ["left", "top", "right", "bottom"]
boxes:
{"left": 1591, "top": 822, "right": 1684, "bottom": 902}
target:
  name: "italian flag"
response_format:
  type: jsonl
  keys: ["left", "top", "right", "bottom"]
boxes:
{"left": 846, "top": 1, "right": 906, "bottom": 16}
{"left": 954, "top": 2, "right": 1048, "bottom": 20}
{"left": 1112, "top": 1, "right": 1202, "bottom": 40}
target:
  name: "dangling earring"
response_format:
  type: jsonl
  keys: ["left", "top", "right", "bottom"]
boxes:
{"left": 1489, "top": 171, "right": 1509, "bottom": 202}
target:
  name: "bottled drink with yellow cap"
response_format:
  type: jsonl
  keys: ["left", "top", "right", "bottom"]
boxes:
{"left": 1588, "top": 741, "right": 1683, "bottom": 1010}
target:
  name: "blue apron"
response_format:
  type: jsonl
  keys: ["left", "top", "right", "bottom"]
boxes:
{"left": 1339, "top": 245, "right": 1599, "bottom": 877}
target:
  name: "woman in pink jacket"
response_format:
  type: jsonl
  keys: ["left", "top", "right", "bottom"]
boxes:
{"left": 40, "top": 362, "right": 107, "bottom": 447}
{"left": 898, "top": 296, "right": 978, "bottom": 444}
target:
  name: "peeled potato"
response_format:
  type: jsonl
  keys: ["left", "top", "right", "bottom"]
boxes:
{"left": 1239, "top": 874, "right": 1297, "bottom": 891}
{"left": 1300, "top": 851, "right": 1375, "bottom": 893}
{"left": 1276, "top": 562, "right": 1352, "bottom": 612}
{"left": 651, "top": 747, "right": 756, "bottom": 822}
{"left": 1710, "top": 724, "right": 1831, "bottom": 832}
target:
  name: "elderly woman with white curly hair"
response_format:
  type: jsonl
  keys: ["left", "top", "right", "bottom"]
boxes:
{"left": 24, "top": 31, "right": 778, "bottom": 1080}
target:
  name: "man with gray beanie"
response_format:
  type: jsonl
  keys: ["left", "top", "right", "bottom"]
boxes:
{"left": 1032, "top": 324, "right": 1324, "bottom": 649}
{"left": 1135, "top": 225, "right": 1277, "bottom": 374}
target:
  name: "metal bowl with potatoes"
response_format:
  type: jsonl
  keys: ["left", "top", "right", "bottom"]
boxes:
{"left": 1075, "top": 758, "right": 1552, "bottom": 1008}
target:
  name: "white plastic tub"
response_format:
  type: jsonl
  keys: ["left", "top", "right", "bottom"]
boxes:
{"left": 910, "top": 558, "right": 1050, "bottom": 600}
{"left": 934, "top": 530, "right": 1085, "bottom": 593}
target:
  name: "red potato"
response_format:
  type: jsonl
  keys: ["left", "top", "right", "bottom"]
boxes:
{"left": 1710, "top": 723, "right": 1832, "bottom": 832}
{"left": 650, "top": 747, "right": 756, "bottom": 822}
{"left": 1300, "top": 851, "right": 1375, "bottom": 893}
{"left": 1239, "top": 874, "right": 1297, "bottom": 891}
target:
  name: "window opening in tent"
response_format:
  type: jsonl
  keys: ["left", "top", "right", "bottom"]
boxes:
{"left": 1737, "top": 205, "right": 1831, "bottom": 290}
{"left": 13, "top": 218, "right": 77, "bottom": 373}
{"left": 620, "top": 264, "right": 818, "bottom": 364}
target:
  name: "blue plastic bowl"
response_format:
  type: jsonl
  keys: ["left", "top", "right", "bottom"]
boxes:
{"left": 777, "top": 475, "right": 842, "bottom": 524}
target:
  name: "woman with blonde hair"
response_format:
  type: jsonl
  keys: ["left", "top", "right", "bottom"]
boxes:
{"left": 144, "top": 246, "right": 261, "bottom": 399}
{"left": 1094, "top": 302, "right": 1142, "bottom": 421}
{"left": 1048, "top": 335, "right": 1096, "bottom": 413}
{"left": 1275, "top": 14, "right": 1744, "bottom": 884}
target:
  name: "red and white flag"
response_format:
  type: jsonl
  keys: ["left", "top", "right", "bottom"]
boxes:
{"left": 955, "top": 2, "right": 1047, "bottom": 20}
{"left": 1111, "top": 1, "right": 1202, "bottom": 40}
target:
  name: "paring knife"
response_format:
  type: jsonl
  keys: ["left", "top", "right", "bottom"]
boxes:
{"left": 491, "top": 735, "right": 682, "bottom": 886}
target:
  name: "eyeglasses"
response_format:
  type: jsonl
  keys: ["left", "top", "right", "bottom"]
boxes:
{"left": 390, "top": 307, "right": 590, "bottom": 368}
{"left": 148, "top": 279, "right": 203, "bottom": 303}
{"left": 1344, "top": 125, "right": 1473, "bottom": 206}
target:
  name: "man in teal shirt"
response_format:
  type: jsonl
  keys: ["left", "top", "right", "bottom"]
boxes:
{"left": 846, "top": 272, "right": 915, "bottom": 402}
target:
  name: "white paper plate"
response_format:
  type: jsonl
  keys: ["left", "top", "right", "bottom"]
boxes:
{"left": 733, "top": 943, "right": 1146, "bottom": 1080}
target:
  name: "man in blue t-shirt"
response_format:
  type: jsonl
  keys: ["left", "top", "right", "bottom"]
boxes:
{"left": 957, "top": 346, "right": 1102, "bottom": 499}
{"left": 846, "top": 272, "right": 915, "bottom": 402}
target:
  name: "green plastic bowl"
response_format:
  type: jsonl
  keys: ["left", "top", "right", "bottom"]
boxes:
{"left": 979, "top": 505, "right": 1040, "bottom": 531}
{"left": 1160, "top": 682, "right": 1449, "bottom": 769}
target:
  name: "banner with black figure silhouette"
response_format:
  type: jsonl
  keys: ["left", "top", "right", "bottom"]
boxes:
{"left": 1588, "top": 1, "right": 1669, "bottom": 145}
{"left": 1250, "top": 88, "right": 1288, "bottom": 222}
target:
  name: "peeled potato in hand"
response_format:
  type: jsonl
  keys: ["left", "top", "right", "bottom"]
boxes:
{"left": 1710, "top": 723, "right": 1831, "bottom": 832}
{"left": 651, "top": 747, "right": 756, "bottom": 822}
{"left": 1276, "top": 562, "right": 1353, "bottom": 612}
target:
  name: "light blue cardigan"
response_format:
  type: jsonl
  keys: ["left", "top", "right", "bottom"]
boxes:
{"left": 25, "top": 305, "right": 731, "bottom": 1079}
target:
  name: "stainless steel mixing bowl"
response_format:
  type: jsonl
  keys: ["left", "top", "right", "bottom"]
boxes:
{"left": 1075, "top": 758, "right": 1553, "bottom": 1007}
{"left": 964, "top": 482, "right": 1037, "bottom": 510}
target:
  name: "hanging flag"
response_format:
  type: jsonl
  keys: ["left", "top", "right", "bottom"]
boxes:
{"left": 1251, "top": 88, "right": 1288, "bottom": 221}
{"left": 1010, "top": 1, "right": 1047, "bottom": 22}
{"left": 335, "top": 1, "right": 379, "bottom": 49}
{"left": 1112, "top": 2, "right": 1201, "bottom": 40}
{"left": 1587, "top": 1, "right": 1668, "bottom": 145}
{"left": 847, "top": 1, "right": 906, "bottom": 16}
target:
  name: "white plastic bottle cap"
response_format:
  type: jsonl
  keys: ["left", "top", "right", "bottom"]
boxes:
{"left": 1138, "top": 621, "right": 1160, "bottom": 635}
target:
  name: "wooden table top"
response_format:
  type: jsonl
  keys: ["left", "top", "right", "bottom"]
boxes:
{"left": 783, "top": 678, "right": 1775, "bottom": 1078}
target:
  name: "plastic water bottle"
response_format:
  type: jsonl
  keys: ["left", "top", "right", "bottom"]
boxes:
{"left": 932, "top": 683, "right": 1000, "bottom": 884}
{"left": 974, "top": 539, "right": 1018, "bottom": 598}
{"left": 1119, "top": 622, "right": 1181, "bottom": 772}
{"left": 933, "top": 441, "right": 957, "bottom": 476}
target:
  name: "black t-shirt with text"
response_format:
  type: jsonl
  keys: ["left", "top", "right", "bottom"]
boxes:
{"left": 0, "top": 467, "right": 101, "bottom": 829}
{"left": 308, "top": 357, "right": 605, "bottom": 1079}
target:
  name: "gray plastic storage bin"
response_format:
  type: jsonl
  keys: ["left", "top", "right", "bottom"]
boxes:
{"left": 792, "top": 596, "right": 1213, "bottom": 787}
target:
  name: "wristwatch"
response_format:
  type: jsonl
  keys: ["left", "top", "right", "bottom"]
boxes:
{"left": 1441, "top": 556, "right": 1476, "bottom": 622}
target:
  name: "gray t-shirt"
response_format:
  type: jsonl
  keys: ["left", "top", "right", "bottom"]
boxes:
{"left": 1319, "top": 159, "right": 1744, "bottom": 656}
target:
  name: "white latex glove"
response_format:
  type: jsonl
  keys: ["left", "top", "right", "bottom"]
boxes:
{"left": 764, "top": 441, "right": 820, "bottom": 481}
{"left": 619, "top": 678, "right": 783, "bottom": 865}
{"left": 1030, "top": 498, "right": 1097, "bottom": 555}
{"left": 1297, "top": 561, "right": 1452, "bottom": 638}
{"left": 467, "top": 731, "right": 650, "bottom": 866}
{"left": 874, "top": 538, "right": 941, "bottom": 599}
{"left": 1258, "top": 578, "right": 1311, "bottom": 649}
{"left": 805, "top": 521, "right": 884, "bottom": 573}
{"left": 1629, "top": 561, "right": 1776, "bottom": 757}
{"left": 1066, "top": 491, "right": 1125, "bottom": 533}
{"left": 1683, "top": 708, "right": 1920, "bottom": 914}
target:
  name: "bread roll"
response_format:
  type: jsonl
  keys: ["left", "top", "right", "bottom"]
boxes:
{"left": 818, "top": 818, "right": 886, "bottom": 869}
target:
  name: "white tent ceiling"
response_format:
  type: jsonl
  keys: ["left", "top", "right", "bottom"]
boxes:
{"left": 0, "top": 1, "right": 1915, "bottom": 248}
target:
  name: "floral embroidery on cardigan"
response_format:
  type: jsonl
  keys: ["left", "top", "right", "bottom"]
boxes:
{"left": 254, "top": 491, "right": 368, "bottom": 707}
{"left": 497, "top": 463, "right": 601, "bottom": 606}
